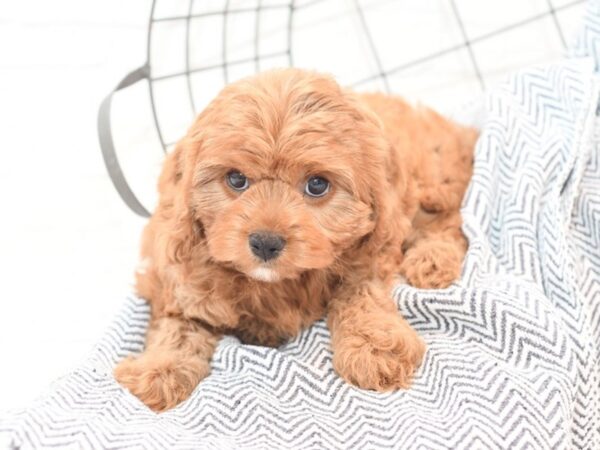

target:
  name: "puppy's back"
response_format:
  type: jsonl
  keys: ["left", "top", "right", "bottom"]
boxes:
{"left": 359, "top": 92, "right": 477, "bottom": 214}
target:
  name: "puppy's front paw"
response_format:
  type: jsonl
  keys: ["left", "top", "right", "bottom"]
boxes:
{"left": 401, "top": 239, "right": 463, "bottom": 289}
{"left": 333, "top": 316, "right": 425, "bottom": 391}
{"left": 114, "top": 352, "right": 209, "bottom": 412}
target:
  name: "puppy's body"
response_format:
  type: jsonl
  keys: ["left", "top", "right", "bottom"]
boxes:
{"left": 116, "top": 69, "right": 477, "bottom": 412}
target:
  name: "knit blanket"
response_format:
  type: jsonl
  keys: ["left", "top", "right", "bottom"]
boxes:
{"left": 3, "top": 2, "right": 600, "bottom": 448}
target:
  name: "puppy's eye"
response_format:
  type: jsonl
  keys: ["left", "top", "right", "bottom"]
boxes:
{"left": 226, "top": 170, "right": 249, "bottom": 191}
{"left": 305, "top": 176, "right": 330, "bottom": 197}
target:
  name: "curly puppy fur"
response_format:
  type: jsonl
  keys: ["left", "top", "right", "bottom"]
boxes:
{"left": 114, "top": 68, "right": 478, "bottom": 412}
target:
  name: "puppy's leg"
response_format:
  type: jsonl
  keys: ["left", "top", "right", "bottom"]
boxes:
{"left": 114, "top": 316, "right": 219, "bottom": 412}
{"left": 400, "top": 210, "right": 467, "bottom": 289}
{"left": 328, "top": 280, "right": 425, "bottom": 390}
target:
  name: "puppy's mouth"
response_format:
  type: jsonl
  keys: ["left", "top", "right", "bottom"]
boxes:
{"left": 248, "top": 266, "right": 280, "bottom": 283}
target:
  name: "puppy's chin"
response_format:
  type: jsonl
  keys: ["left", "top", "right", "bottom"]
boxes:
{"left": 248, "top": 266, "right": 280, "bottom": 283}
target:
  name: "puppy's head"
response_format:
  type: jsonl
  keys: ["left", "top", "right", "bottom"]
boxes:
{"left": 162, "top": 69, "right": 404, "bottom": 282}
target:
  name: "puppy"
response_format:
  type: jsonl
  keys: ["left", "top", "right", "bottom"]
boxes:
{"left": 114, "top": 68, "right": 477, "bottom": 412}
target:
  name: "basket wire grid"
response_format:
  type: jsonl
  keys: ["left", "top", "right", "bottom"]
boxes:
{"left": 99, "top": 0, "right": 586, "bottom": 217}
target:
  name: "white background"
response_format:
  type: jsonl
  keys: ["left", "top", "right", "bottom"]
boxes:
{"left": 0, "top": 0, "right": 148, "bottom": 410}
{"left": 0, "top": 0, "right": 586, "bottom": 411}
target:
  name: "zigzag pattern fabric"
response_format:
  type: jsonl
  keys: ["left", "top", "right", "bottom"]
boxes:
{"left": 3, "top": 2, "right": 600, "bottom": 448}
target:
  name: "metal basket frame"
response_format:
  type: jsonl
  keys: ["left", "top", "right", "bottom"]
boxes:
{"left": 98, "top": 0, "right": 582, "bottom": 217}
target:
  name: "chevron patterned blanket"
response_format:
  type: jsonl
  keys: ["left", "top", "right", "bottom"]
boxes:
{"left": 3, "top": 3, "right": 600, "bottom": 449}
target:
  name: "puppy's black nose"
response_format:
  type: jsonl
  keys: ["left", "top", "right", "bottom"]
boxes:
{"left": 248, "top": 232, "right": 286, "bottom": 261}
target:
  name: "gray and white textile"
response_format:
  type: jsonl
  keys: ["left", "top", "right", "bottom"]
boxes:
{"left": 2, "top": 2, "right": 600, "bottom": 448}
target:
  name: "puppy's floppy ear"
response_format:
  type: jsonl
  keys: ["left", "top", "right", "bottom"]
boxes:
{"left": 342, "top": 91, "right": 414, "bottom": 257}
{"left": 366, "top": 164, "right": 413, "bottom": 259}
{"left": 154, "top": 136, "right": 202, "bottom": 265}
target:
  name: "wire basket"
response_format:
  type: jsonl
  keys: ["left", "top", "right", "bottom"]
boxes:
{"left": 98, "top": 0, "right": 585, "bottom": 217}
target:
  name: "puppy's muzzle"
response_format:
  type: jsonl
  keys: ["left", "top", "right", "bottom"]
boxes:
{"left": 249, "top": 232, "right": 286, "bottom": 262}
